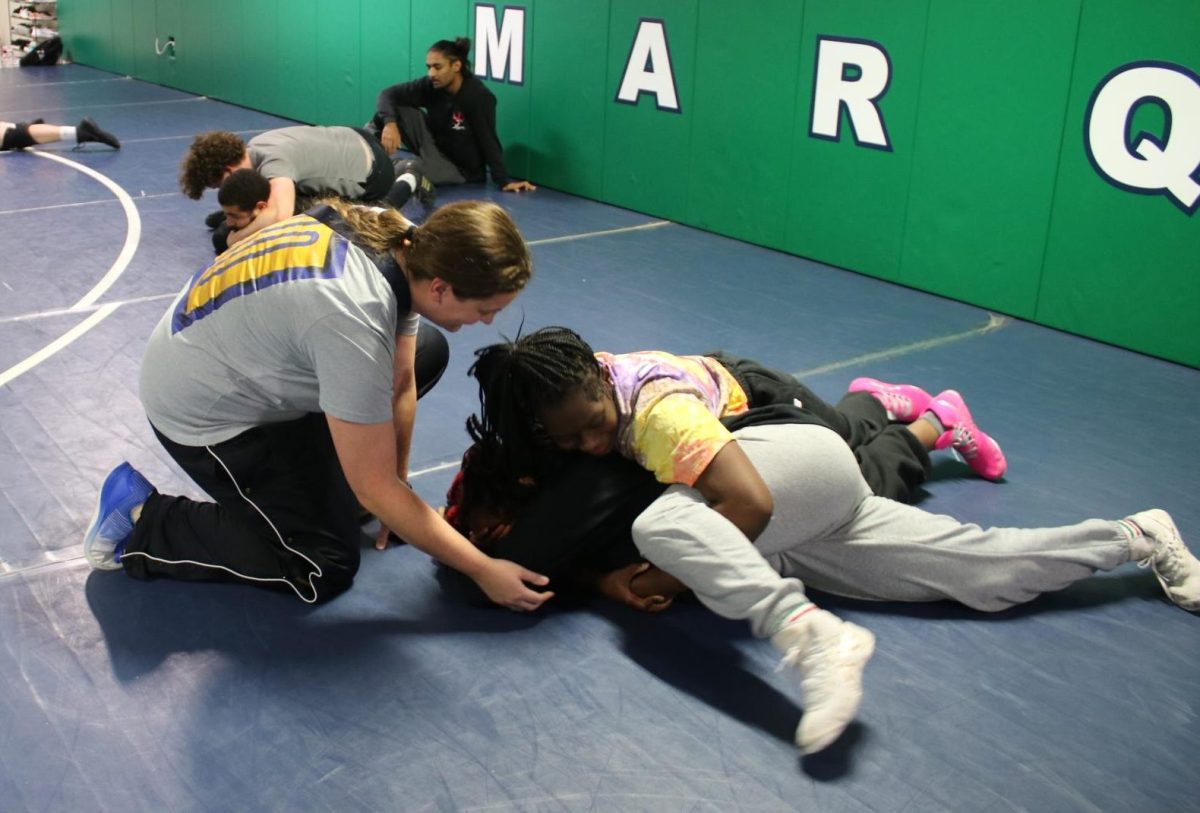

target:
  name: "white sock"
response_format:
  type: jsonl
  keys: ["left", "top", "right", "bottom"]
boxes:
{"left": 1118, "top": 518, "right": 1156, "bottom": 559}
{"left": 59, "top": 126, "right": 77, "bottom": 142}
{"left": 769, "top": 602, "right": 819, "bottom": 653}
{"left": 396, "top": 172, "right": 417, "bottom": 193}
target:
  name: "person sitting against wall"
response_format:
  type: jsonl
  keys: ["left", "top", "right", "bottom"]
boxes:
{"left": 367, "top": 37, "right": 536, "bottom": 195}
{"left": 1, "top": 116, "right": 119, "bottom": 152}
{"left": 179, "top": 125, "right": 433, "bottom": 254}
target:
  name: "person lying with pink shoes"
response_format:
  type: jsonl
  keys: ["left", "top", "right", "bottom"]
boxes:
{"left": 436, "top": 327, "right": 1198, "bottom": 756}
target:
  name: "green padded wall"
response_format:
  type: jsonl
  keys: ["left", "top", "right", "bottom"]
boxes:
{"left": 412, "top": 0, "right": 469, "bottom": 78}
{"left": 785, "top": 0, "right": 929, "bottom": 282}
{"left": 527, "top": 0, "right": 609, "bottom": 198}
{"left": 360, "top": 0, "right": 413, "bottom": 133}
{"left": 601, "top": 0, "right": 697, "bottom": 222}
{"left": 474, "top": 3, "right": 532, "bottom": 181}
{"left": 1037, "top": 0, "right": 1200, "bottom": 366}
{"left": 899, "top": 0, "right": 1081, "bottom": 317}
{"left": 55, "top": 0, "right": 1200, "bottom": 366}
{"left": 684, "top": 0, "right": 805, "bottom": 249}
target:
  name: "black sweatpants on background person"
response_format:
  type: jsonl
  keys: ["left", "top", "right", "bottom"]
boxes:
{"left": 710, "top": 352, "right": 931, "bottom": 503}
{"left": 121, "top": 322, "right": 450, "bottom": 603}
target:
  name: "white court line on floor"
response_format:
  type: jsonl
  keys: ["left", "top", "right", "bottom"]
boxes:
{"left": 794, "top": 313, "right": 1011, "bottom": 377}
{"left": 0, "top": 77, "right": 133, "bottom": 90}
{"left": 0, "top": 303, "right": 119, "bottom": 389}
{"left": 0, "top": 191, "right": 176, "bottom": 217}
{"left": 0, "top": 96, "right": 206, "bottom": 118}
{"left": 30, "top": 150, "right": 141, "bottom": 310}
{"left": 0, "top": 151, "right": 139, "bottom": 389}
{"left": 530, "top": 220, "right": 671, "bottom": 245}
{"left": 0, "top": 292, "right": 177, "bottom": 326}
{"left": 0, "top": 221, "right": 675, "bottom": 325}
{"left": 116, "top": 128, "right": 269, "bottom": 146}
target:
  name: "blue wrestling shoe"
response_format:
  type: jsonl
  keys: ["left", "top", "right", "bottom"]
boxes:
{"left": 82, "top": 462, "right": 154, "bottom": 571}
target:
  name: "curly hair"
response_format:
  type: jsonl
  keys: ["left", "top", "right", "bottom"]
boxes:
{"left": 319, "top": 198, "right": 531, "bottom": 299}
{"left": 180, "top": 131, "right": 246, "bottom": 199}
{"left": 217, "top": 168, "right": 270, "bottom": 211}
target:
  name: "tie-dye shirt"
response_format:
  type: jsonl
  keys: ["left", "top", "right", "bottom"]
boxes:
{"left": 597, "top": 351, "right": 749, "bottom": 486}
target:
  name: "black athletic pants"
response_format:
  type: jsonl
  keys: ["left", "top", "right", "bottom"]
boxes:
{"left": 122, "top": 322, "right": 449, "bottom": 603}
{"left": 711, "top": 352, "right": 931, "bottom": 503}
{"left": 0, "top": 121, "right": 36, "bottom": 151}
{"left": 441, "top": 355, "right": 933, "bottom": 605}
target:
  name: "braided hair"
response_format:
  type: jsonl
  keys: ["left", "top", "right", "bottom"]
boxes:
{"left": 444, "top": 435, "right": 538, "bottom": 541}
{"left": 468, "top": 326, "right": 608, "bottom": 474}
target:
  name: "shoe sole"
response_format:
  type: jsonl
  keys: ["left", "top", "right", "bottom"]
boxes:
{"left": 1139, "top": 510, "right": 1200, "bottom": 612}
{"left": 81, "top": 481, "right": 123, "bottom": 571}
{"left": 935, "top": 390, "right": 1007, "bottom": 481}
{"left": 796, "top": 625, "right": 876, "bottom": 754}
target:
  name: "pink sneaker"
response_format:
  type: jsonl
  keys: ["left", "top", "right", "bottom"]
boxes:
{"left": 848, "top": 377, "right": 933, "bottom": 422}
{"left": 928, "top": 390, "right": 1007, "bottom": 480}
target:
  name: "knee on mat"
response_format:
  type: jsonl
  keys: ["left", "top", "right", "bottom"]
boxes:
{"left": 307, "top": 548, "right": 361, "bottom": 603}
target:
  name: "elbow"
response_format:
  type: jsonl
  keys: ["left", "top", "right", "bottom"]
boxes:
{"left": 743, "top": 492, "right": 775, "bottom": 541}
{"left": 717, "top": 490, "right": 773, "bottom": 542}
{"left": 348, "top": 475, "right": 393, "bottom": 519}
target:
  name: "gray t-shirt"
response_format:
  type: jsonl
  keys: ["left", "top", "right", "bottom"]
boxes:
{"left": 248, "top": 126, "right": 372, "bottom": 199}
{"left": 141, "top": 214, "right": 419, "bottom": 447}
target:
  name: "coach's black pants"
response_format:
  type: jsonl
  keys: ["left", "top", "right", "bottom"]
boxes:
{"left": 123, "top": 322, "right": 449, "bottom": 602}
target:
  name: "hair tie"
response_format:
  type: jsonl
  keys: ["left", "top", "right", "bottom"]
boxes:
{"left": 403, "top": 225, "right": 417, "bottom": 244}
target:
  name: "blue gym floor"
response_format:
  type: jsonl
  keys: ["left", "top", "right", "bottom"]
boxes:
{"left": 1, "top": 66, "right": 1197, "bottom": 813}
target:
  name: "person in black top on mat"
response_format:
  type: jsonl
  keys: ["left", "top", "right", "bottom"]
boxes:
{"left": 368, "top": 36, "right": 536, "bottom": 202}
{"left": 1, "top": 116, "right": 119, "bottom": 151}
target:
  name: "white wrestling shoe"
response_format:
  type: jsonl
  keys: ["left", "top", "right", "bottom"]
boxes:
{"left": 1127, "top": 509, "right": 1200, "bottom": 612}
{"left": 772, "top": 608, "right": 876, "bottom": 754}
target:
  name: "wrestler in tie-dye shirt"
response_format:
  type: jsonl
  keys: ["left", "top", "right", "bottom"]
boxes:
{"left": 596, "top": 351, "right": 750, "bottom": 486}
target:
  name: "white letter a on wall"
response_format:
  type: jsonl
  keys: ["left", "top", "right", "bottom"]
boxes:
{"left": 616, "top": 19, "right": 681, "bottom": 112}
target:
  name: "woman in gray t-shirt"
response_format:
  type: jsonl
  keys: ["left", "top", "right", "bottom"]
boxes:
{"left": 83, "top": 200, "right": 555, "bottom": 612}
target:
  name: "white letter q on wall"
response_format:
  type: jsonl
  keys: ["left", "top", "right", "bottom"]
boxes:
{"left": 1085, "top": 61, "right": 1200, "bottom": 215}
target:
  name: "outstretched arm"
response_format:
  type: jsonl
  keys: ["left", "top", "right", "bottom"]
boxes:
{"left": 467, "top": 92, "right": 535, "bottom": 191}
{"left": 327, "top": 415, "right": 554, "bottom": 611}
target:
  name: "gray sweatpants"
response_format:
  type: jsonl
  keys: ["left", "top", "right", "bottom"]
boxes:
{"left": 630, "top": 424, "right": 1132, "bottom": 638}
